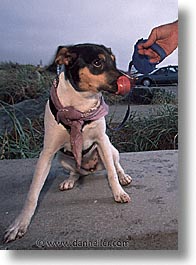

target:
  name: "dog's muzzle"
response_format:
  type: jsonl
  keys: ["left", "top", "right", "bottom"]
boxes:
{"left": 116, "top": 75, "right": 131, "bottom": 95}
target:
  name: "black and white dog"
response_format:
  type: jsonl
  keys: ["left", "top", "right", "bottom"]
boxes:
{"left": 4, "top": 44, "right": 132, "bottom": 243}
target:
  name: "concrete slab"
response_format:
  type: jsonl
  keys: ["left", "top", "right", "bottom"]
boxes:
{"left": 0, "top": 150, "right": 178, "bottom": 250}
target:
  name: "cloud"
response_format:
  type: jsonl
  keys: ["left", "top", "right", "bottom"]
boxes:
{"left": 0, "top": 0, "right": 178, "bottom": 69}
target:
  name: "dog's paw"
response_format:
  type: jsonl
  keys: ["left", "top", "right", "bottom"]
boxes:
{"left": 4, "top": 219, "right": 28, "bottom": 243}
{"left": 118, "top": 173, "right": 132, "bottom": 186}
{"left": 114, "top": 190, "right": 131, "bottom": 203}
{"left": 59, "top": 179, "right": 75, "bottom": 191}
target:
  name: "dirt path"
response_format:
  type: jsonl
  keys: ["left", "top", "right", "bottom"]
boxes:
{"left": 107, "top": 104, "right": 162, "bottom": 123}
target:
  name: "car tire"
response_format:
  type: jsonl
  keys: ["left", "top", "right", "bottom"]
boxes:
{"left": 142, "top": 78, "right": 151, "bottom": 87}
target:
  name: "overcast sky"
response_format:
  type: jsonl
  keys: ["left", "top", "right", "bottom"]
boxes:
{"left": 0, "top": 0, "right": 178, "bottom": 70}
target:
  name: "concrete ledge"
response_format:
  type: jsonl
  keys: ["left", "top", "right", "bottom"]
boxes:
{"left": 0, "top": 150, "right": 178, "bottom": 250}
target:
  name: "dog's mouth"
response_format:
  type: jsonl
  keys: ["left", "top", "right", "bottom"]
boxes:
{"left": 104, "top": 74, "right": 131, "bottom": 95}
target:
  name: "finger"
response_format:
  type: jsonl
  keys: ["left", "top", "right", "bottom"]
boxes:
{"left": 137, "top": 49, "right": 145, "bottom": 55}
{"left": 138, "top": 48, "right": 158, "bottom": 56}
{"left": 138, "top": 48, "right": 161, "bottom": 63}
{"left": 138, "top": 28, "right": 158, "bottom": 49}
{"left": 149, "top": 55, "right": 161, "bottom": 63}
{"left": 143, "top": 49, "right": 157, "bottom": 57}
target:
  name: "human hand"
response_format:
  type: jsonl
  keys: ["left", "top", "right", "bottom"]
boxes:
{"left": 137, "top": 20, "right": 178, "bottom": 63}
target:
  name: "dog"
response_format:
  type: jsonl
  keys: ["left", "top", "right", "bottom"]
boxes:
{"left": 4, "top": 43, "right": 132, "bottom": 243}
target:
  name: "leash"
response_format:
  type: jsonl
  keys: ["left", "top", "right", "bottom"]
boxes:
{"left": 106, "top": 94, "right": 131, "bottom": 131}
{"left": 106, "top": 68, "right": 135, "bottom": 131}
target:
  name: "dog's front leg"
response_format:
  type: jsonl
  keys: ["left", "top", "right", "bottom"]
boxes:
{"left": 97, "top": 135, "right": 131, "bottom": 203}
{"left": 4, "top": 149, "right": 55, "bottom": 243}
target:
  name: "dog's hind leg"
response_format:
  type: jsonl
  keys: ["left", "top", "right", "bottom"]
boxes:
{"left": 57, "top": 152, "right": 80, "bottom": 191}
{"left": 59, "top": 171, "right": 80, "bottom": 191}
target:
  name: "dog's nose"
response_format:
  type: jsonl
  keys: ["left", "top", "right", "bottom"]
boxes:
{"left": 116, "top": 75, "right": 131, "bottom": 95}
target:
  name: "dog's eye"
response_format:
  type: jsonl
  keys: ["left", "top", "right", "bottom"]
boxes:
{"left": 92, "top": 59, "right": 103, "bottom": 68}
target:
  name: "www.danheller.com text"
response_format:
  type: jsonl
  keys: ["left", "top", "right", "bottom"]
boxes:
{"left": 35, "top": 238, "right": 129, "bottom": 249}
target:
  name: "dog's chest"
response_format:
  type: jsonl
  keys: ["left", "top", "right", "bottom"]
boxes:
{"left": 62, "top": 119, "right": 99, "bottom": 151}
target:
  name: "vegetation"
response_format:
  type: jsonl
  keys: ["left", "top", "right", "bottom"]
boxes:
{"left": 108, "top": 104, "right": 178, "bottom": 152}
{"left": 0, "top": 62, "right": 178, "bottom": 159}
{"left": 0, "top": 103, "right": 43, "bottom": 159}
{"left": 0, "top": 62, "right": 54, "bottom": 104}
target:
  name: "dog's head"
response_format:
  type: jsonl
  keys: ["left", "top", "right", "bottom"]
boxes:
{"left": 50, "top": 43, "right": 130, "bottom": 94}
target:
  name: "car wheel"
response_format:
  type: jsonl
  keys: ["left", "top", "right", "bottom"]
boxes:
{"left": 142, "top": 78, "right": 151, "bottom": 87}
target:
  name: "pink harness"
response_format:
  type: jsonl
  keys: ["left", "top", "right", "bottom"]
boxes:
{"left": 50, "top": 80, "right": 109, "bottom": 168}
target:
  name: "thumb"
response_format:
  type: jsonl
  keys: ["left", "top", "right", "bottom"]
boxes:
{"left": 139, "top": 28, "right": 158, "bottom": 49}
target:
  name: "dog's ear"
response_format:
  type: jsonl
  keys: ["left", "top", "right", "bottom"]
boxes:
{"left": 46, "top": 46, "right": 77, "bottom": 72}
{"left": 54, "top": 46, "right": 77, "bottom": 65}
{"left": 106, "top": 47, "right": 116, "bottom": 62}
{"left": 100, "top": 45, "right": 116, "bottom": 62}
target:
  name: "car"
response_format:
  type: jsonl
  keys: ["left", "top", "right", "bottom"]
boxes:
{"left": 135, "top": 65, "right": 178, "bottom": 87}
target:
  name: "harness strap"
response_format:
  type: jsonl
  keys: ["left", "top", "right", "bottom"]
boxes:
{"left": 49, "top": 78, "right": 108, "bottom": 168}
{"left": 49, "top": 96, "right": 92, "bottom": 131}
{"left": 59, "top": 142, "right": 95, "bottom": 157}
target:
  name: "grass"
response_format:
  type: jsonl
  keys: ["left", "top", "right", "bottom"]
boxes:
{"left": 107, "top": 104, "right": 178, "bottom": 152}
{"left": 0, "top": 102, "right": 43, "bottom": 159}
{"left": 0, "top": 62, "right": 49, "bottom": 159}
{"left": 0, "top": 62, "right": 54, "bottom": 104}
{"left": 0, "top": 62, "right": 178, "bottom": 159}
{"left": 0, "top": 103, "right": 178, "bottom": 159}
{"left": 151, "top": 88, "right": 177, "bottom": 105}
